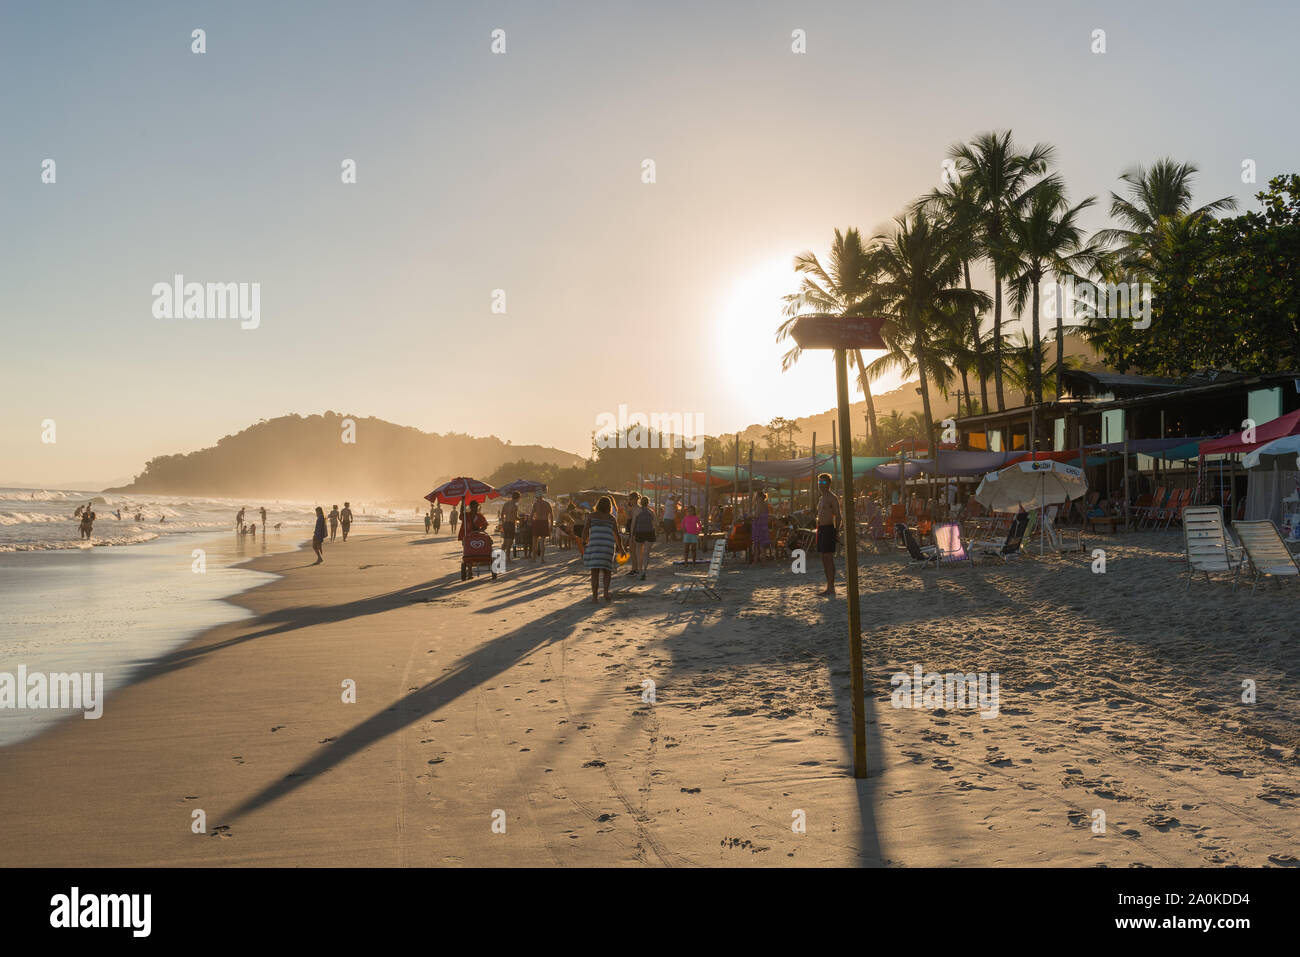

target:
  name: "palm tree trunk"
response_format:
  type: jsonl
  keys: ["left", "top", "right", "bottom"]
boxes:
{"left": 960, "top": 366, "right": 973, "bottom": 417}
{"left": 1055, "top": 311, "right": 1065, "bottom": 402}
{"left": 852, "top": 349, "right": 879, "bottom": 454}
{"left": 992, "top": 271, "right": 1005, "bottom": 411}
{"left": 964, "top": 260, "right": 987, "bottom": 414}
{"left": 1031, "top": 278, "right": 1043, "bottom": 408}
{"left": 915, "top": 353, "right": 936, "bottom": 461}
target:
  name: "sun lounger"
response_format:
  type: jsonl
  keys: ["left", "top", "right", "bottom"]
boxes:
{"left": 674, "top": 539, "right": 725, "bottom": 602}
{"left": 1181, "top": 506, "right": 1242, "bottom": 590}
{"left": 973, "top": 511, "right": 1029, "bottom": 563}
{"left": 1230, "top": 520, "right": 1300, "bottom": 594}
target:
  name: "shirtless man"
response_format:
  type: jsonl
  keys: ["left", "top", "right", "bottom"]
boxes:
{"left": 530, "top": 494, "right": 553, "bottom": 562}
{"left": 339, "top": 502, "right": 354, "bottom": 541}
{"left": 814, "top": 472, "right": 842, "bottom": 597}
{"left": 500, "top": 492, "right": 521, "bottom": 559}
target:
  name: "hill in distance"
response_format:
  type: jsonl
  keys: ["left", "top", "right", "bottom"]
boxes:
{"left": 106, "top": 412, "right": 585, "bottom": 501}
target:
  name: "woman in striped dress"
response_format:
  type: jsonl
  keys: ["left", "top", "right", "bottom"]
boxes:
{"left": 583, "top": 496, "right": 623, "bottom": 603}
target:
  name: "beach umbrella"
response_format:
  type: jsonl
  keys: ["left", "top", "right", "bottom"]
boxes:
{"left": 496, "top": 478, "right": 547, "bottom": 495}
{"left": 424, "top": 477, "right": 499, "bottom": 505}
{"left": 975, "top": 459, "right": 1087, "bottom": 511}
{"left": 1241, "top": 434, "right": 1300, "bottom": 470}
{"left": 975, "top": 460, "right": 1088, "bottom": 553}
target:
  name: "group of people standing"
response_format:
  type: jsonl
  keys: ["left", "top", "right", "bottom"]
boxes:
{"left": 497, "top": 492, "right": 554, "bottom": 563}
{"left": 310, "top": 502, "right": 354, "bottom": 564}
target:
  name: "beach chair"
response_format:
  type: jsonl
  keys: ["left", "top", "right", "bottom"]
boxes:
{"left": 973, "top": 512, "right": 1030, "bottom": 563}
{"left": 898, "top": 523, "right": 937, "bottom": 568}
{"left": 1230, "top": 520, "right": 1300, "bottom": 595}
{"left": 1041, "top": 504, "right": 1084, "bottom": 552}
{"left": 1181, "top": 506, "right": 1242, "bottom": 590}
{"left": 932, "top": 522, "right": 971, "bottom": 566}
{"left": 675, "top": 539, "right": 726, "bottom": 602}
{"left": 1154, "top": 488, "right": 1188, "bottom": 530}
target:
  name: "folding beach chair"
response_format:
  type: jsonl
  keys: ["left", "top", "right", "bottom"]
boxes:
{"left": 1181, "top": 506, "right": 1242, "bottom": 590}
{"left": 1230, "top": 520, "right": 1300, "bottom": 595}
{"left": 932, "top": 522, "right": 971, "bottom": 566}
{"left": 973, "top": 511, "right": 1030, "bottom": 563}
{"left": 898, "top": 523, "right": 937, "bottom": 568}
{"left": 1041, "top": 504, "right": 1084, "bottom": 552}
{"left": 675, "top": 539, "right": 725, "bottom": 603}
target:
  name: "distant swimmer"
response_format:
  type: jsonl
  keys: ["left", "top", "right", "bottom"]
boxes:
{"left": 79, "top": 508, "right": 96, "bottom": 540}
{"left": 340, "top": 502, "right": 353, "bottom": 541}
{"left": 115, "top": 509, "right": 122, "bottom": 520}
{"left": 134, "top": 511, "right": 143, "bottom": 522}
{"left": 274, "top": 522, "right": 282, "bottom": 530}
{"left": 312, "top": 506, "right": 327, "bottom": 564}
{"left": 329, "top": 505, "right": 340, "bottom": 542}
{"left": 159, "top": 515, "right": 166, "bottom": 523}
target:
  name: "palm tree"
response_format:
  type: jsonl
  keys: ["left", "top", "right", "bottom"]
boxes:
{"left": 778, "top": 228, "right": 885, "bottom": 453}
{"left": 915, "top": 172, "right": 990, "bottom": 414}
{"left": 1093, "top": 159, "right": 1236, "bottom": 272}
{"left": 1000, "top": 175, "right": 1098, "bottom": 405}
{"left": 1002, "top": 331, "right": 1078, "bottom": 406}
{"left": 864, "top": 211, "right": 990, "bottom": 460}
{"left": 950, "top": 131, "right": 1056, "bottom": 412}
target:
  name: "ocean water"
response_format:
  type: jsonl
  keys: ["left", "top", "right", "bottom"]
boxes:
{"left": 0, "top": 487, "right": 409, "bottom": 747}
{"left": 0, "top": 487, "right": 409, "bottom": 551}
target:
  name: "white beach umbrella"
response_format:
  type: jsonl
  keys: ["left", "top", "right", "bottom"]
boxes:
{"left": 975, "top": 460, "right": 1088, "bottom": 512}
{"left": 1241, "top": 433, "right": 1300, "bottom": 470}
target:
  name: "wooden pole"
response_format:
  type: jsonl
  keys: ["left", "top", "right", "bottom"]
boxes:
{"left": 836, "top": 349, "right": 867, "bottom": 779}
{"left": 811, "top": 432, "right": 817, "bottom": 512}
{"left": 704, "top": 455, "right": 711, "bottom": 537}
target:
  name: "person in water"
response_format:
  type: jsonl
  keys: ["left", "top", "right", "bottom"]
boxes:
{"left": 312, "top": 506, "right": 327, "bottom": 564}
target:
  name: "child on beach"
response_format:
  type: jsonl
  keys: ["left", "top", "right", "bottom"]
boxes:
{"left": 680, "top": 505, "right": 701, "bottom": 562}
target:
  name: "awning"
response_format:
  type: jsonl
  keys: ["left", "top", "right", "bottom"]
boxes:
{"left": 1199, "top": 410, "right": 1300, "bottom": 455}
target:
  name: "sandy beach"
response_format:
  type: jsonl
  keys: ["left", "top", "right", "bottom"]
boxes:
{"left": 1, "top": 528, "right": 1294, "bottom": 868}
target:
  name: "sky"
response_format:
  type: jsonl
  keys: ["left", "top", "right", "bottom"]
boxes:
{"left": 2, "top": 0, "right": 1297, "bottom": 486}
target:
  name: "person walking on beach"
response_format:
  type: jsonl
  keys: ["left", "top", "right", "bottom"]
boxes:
{"left": 530, "top": 494, "right": 553, "bottom": 562}
{"left": 328, "top": 505, "right": 340, "bottom": 541}
{"left": 424, "top": 510, "right": 432, "bottom": 534}
{"left": 340, "top": 502, "right": 353, "bottom": 541}
{"left": 312, "top": 506, "right": 327, "bottom": 565}
{"left": 814, "top": 472, "right": 842, "bottom": 596}
{"left": 583, "top": 495, "right": 623, "bottom": 603}
{"left": 432, "top": 504, "right": 442, "bottom": 534}
{"left": 260, "top": 506, "right": 267, "bottom": 532}
{"left": 632, "top": 494, "right": 656, "bottom": 580}
{"left": 448, "top": 505, "right": 457, "bottom": 536}
{"left": 501, "top": 492, "right": 520, "bottom": 559}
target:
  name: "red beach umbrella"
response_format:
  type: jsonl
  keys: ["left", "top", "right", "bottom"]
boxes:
{"left": 424, "top": 477, "right": 499, "bottom": 505}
